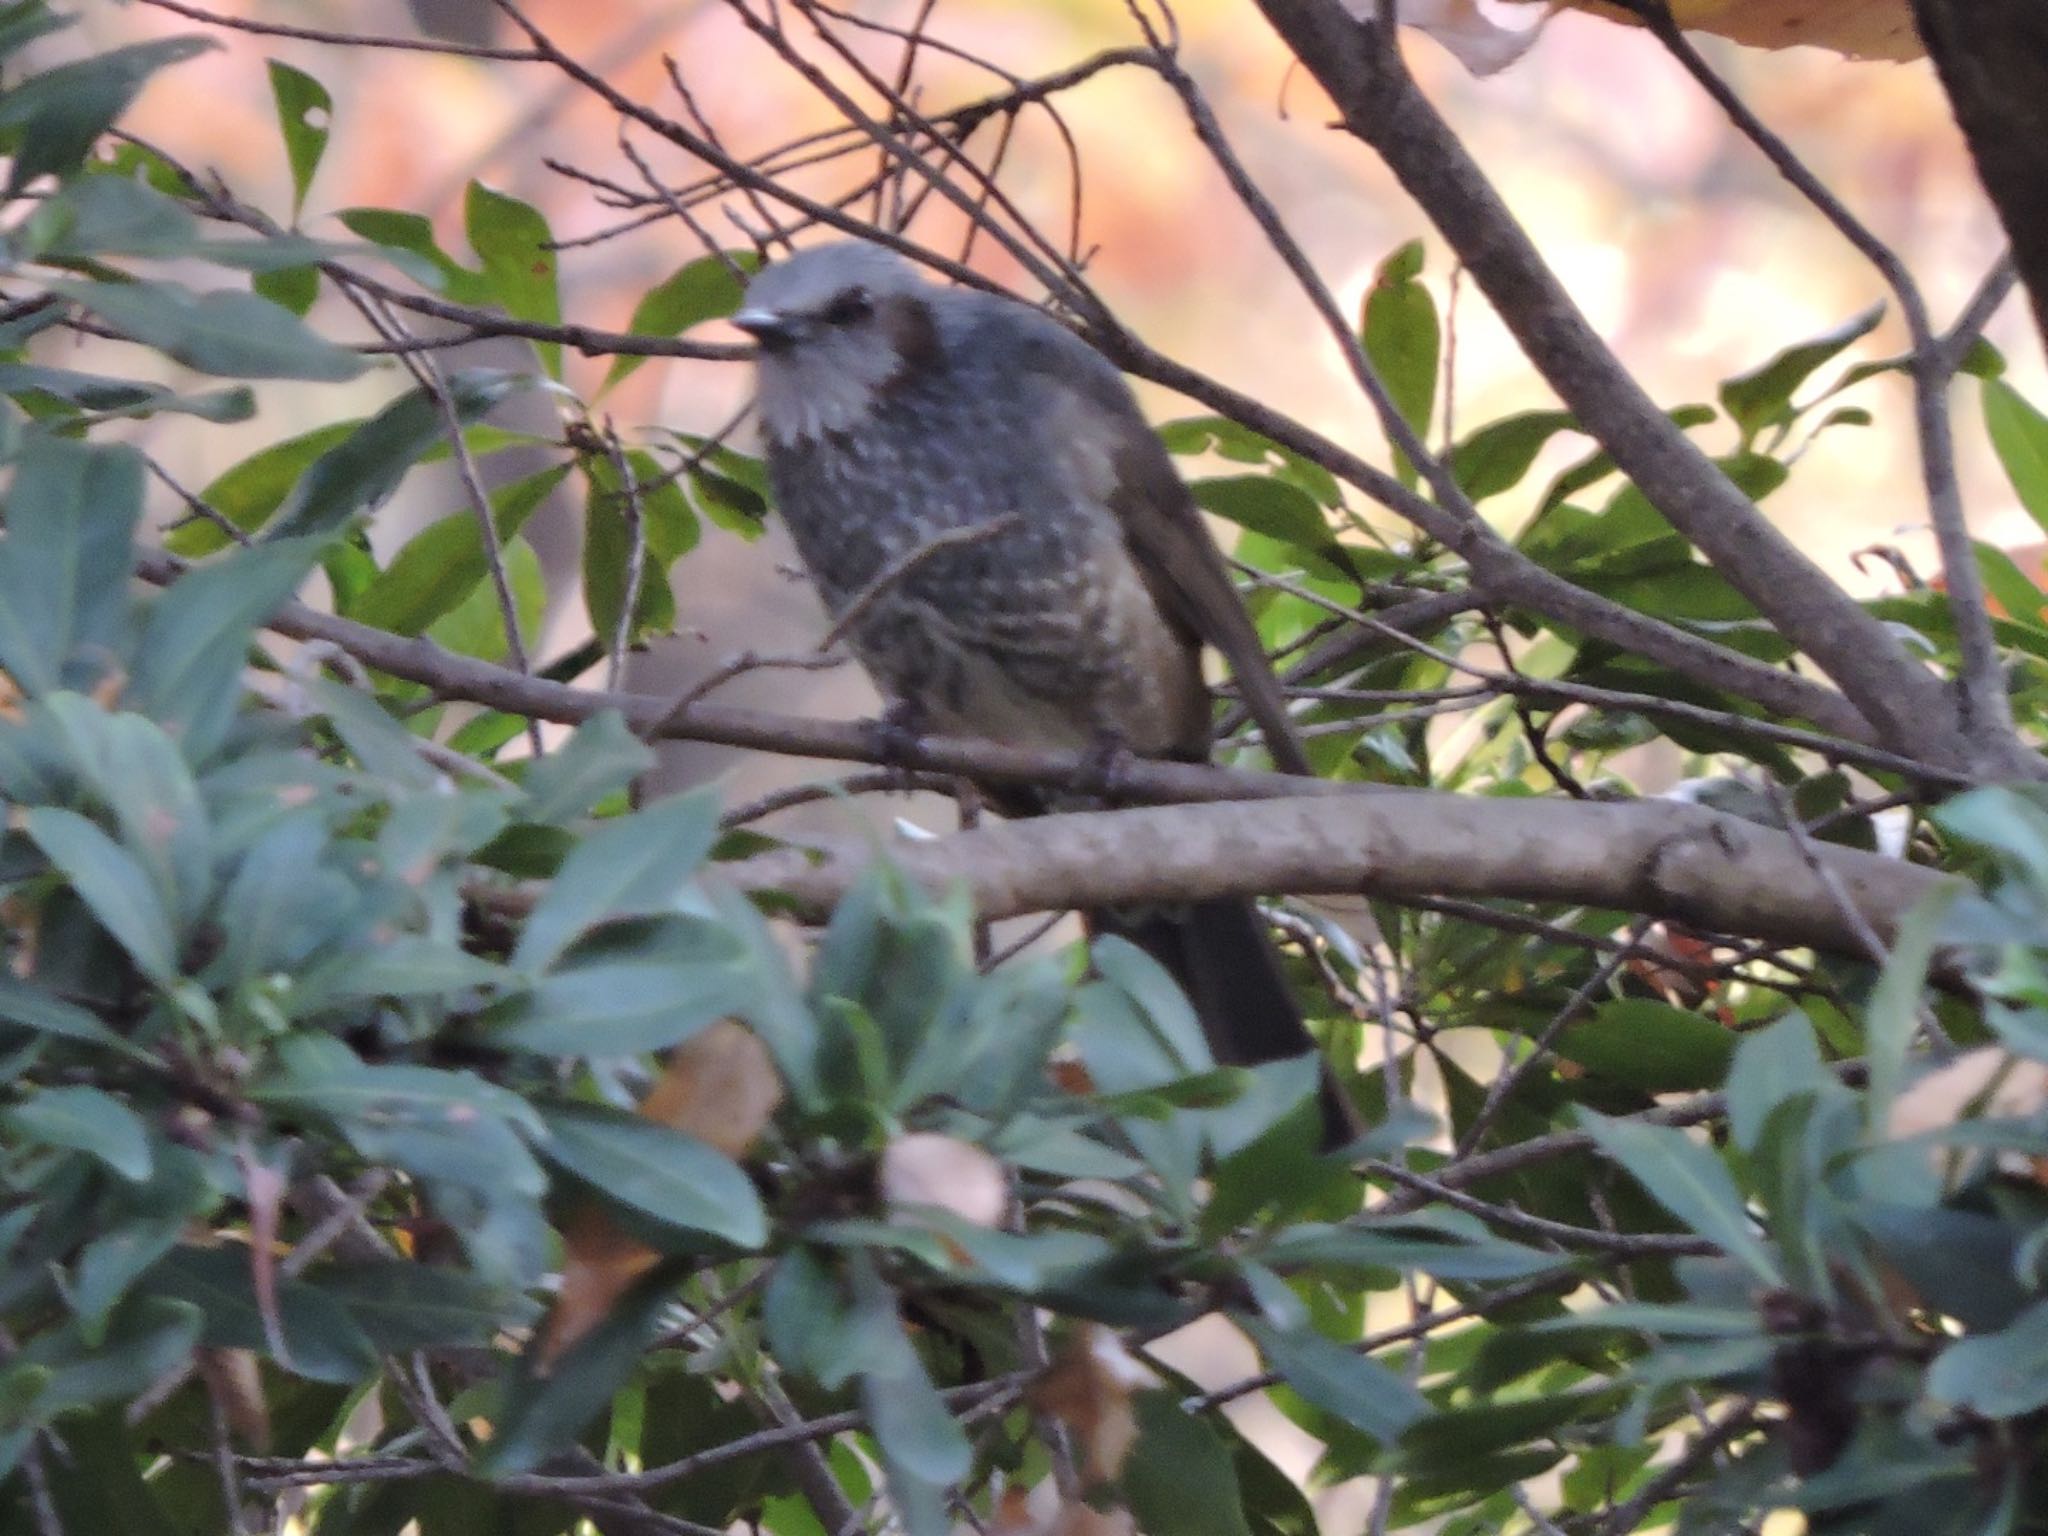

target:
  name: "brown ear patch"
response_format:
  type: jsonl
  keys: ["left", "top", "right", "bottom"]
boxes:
{"left": 877, "top": 292, "right": 942, "bottom": 374}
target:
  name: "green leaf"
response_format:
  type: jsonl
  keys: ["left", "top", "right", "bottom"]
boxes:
{"left": 582, "top": 448, "right": 692, "bottom": 650}
{"left": 20, "top": 174, "right": 196, "bottom": 259}
{"left": 266, "top": 60, "right": 331, "bottom": 221}
{"left": 848, "top": 1255, "right": 971, "bottom": 1489}
{"left": 1577, "top": 1110, "right": 1782, "bottom": 1284}
{"left": 1360, "top": 239, "right": 1440, "bottom": 487}
{"left": 41, "top": 696, "right": 213, "bottom": 930}
{"left": 265, "top": 369, "right": 531, "bottom": 541}
{"left": 465, "top": 180, "right": 560, "bottom": 377}
{"left": 481, "top": 1277, "right": 671, "bottom": 1478}
{"left": 1984, "top": 379, "right": 2048, "bottom": 540}
{"left": 50, "top": 279, "right": 365, "bottom": 382}
{"left": 1719, "top": 303, "right": 1883, "bottom": 444}
{"left": 345, "top": 463, "right": 569, "bottom": 636}
{"left": 485, "top": 917, "right": 754, "bottom": 1057}
{"left": 519, "top": 710, "right": 654, "bottom": 823}
{"left": 1189, "top": 476, "right": 1348, "bottom": 583}
{"left": 335, "top": 205, "right": 488, "bottom": 302}
{"left": 0, "top": 35, "right": 216, "bottom": 193}
{"left": 129, "top": 538, "right": 327, "bottom": 763}
{"left": 0, "top": 361, "right": 253, "bottom": 424}
{"left": 1124, "top": 1391, "right": 1254, "bottom": 1536}
{"left": 4, "top": 1085, "right": 151, "bottom": 1180}
{"left": 422, "top": 532, "right": 544, "bottom": 663}
{"left": 1928, "top": 1297, "right": 2048, "bottom": 1418}
{"left": 1558, "top": 998, "right": 1736, "bottom": 1093}
{"left": 164, "top": 421, "right": 358, "bottom": 555}
{"left": 153, "top": 1246, "right": 378, "bottom": 1383}
{"left": 1239, "top": 1315, "right": 1427, "bottom": 1443}
{"left": 1725, "top": 1012, "right": 1825, "bottom": 1152}
{"left": 511, "top": 787, "right": 723, "bottom": 971}
{"left": 602, "top": 251, "right": 761, "bottom": 392}
{"left": 253, "top": 262, "right": 319, "bottom": 317}
{"left": 1451, "top": 410, "right": 1576, "bottom": 502}
{"left": 1865, "top": 881, "right": 1964, "bottom": 1137}
{"left": 538, "top": 1103, "right": 766, "bottom": 1247}
{"left": 312, "top": 1262, "right": 540, "bottom": 1354}
{"left": 24, "top": 808, "right": 180, "bottom": 982}
{"left": 0, "top": 973, "right": 144, "bottom": 1055}
{"left": 1260, "top": 1218, "right": 1557, "bottom": 1282}
{"left": 0, "top": 435, "right": 141, "bottom": 695}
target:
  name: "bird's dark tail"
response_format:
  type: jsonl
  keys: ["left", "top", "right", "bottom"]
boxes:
{"left": 1086, "top": 896, "right": 1358, "bottom": 1149}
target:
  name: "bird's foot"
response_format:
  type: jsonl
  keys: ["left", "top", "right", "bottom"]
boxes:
{"left": 1079, "top": 729, "right": 1141, "bottom": 803}
{"left": 861, "top": 700, "right": 928, "bottom": 793}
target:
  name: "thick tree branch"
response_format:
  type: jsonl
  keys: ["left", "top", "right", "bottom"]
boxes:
{"left": 1251, "top": 0, "right": 2028, "bottom": 779}
{"left": 1910, "top": 0, "right": 2048, "bottom": 354}
{"left": 725, "top": 792, "right": 1955, "bottom": 961}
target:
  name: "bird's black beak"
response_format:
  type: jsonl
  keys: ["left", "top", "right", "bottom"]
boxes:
{"left": 732, "top": 309, "right": 799, "bottom": 350}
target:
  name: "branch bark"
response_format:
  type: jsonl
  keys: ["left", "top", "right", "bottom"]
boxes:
{"left": 1251, "top": 0, "right": 2029, "bottom": 780}
{"left": 725, "top": 791, "right": 1956, "bottom": 961}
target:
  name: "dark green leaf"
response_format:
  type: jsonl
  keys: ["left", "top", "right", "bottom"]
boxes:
{"left": 602, "top": 251, "right": 761, "bottom": 392}
{"left": 485, "top": 920, "right": 753, "bottom": 1057}
{"left": 253, "top": 262, "right": 319, "bottom": 317}
{"left": 1719, "top": 303, "right": 1883, "bottom": 443}
{"left": 848, "top": 1256, "right": 971, "bottom": 1488}
{"left": 130, "top": 538, "right": 327, "bottom": 763}
{"left": 312, "top": 1262, "right": 541, "bottom": 1353}
{"left": 1239, "top": 1315, "right": 1427, "bottom": 1442}
{"left": 480, "top": 1277, "right": 672, "bottom": 1478}
{"left": 1928, "top": 1297, "right": 2048, "bottom": 1418}
{"left": 5, "top": 1085, "right": 150, "bottom": 1180}
{"left": 511, "top": 787, "right": 722, "bottom": 971}
{"left": 465, "top": 180, "right": 560, "bottom": 377}
{"left": 267, "top": 60, "right": 331, "bottom": 220}
{"left": 24, "top": 808, "right": 179, "bottom": 982}
{"left": 265, "top": 369, "right": 531, "bottom": 541}
{"left": 538, "top": 1103, "right": 766, "bottom": 1247}
{"left": 0, "top": 436, "right": 141, "bottom": 695}
{"left": 0, "top": 972, "right": 142, "bottom": 1055}
{"left": 518, "top": 710, "right": 654, "bottom": 823}
{"left": 1558, "top": 998, "right": 1736, "bottom": 1092}
{"left": 154, "top": 1247, "right": 378, "bottom": 1384}
{"left": 1451, "top": 411, "right": 1577, "bottom": 501}
{"left": 1984, "top": 379, "right": 2048, "bottom": 540}
{"left": 1725, "top": 1012, "right": 1825, "bottom": 1152}
{"left": 344, "top": 463, "right": 568, "bottom": 636}
{"left": 164, "top": 421, "right": 359, "bottom": 555}
{"left": 50, "top": 279, "right": 365, "bottom": 382}
{"left": 1360, "top": 239, "right": 1439, "bottom": 486}
{"left": 582, "top": 449, "right": 689, "bottom": 649}
{"left": 1190, "top": 476, "right": 1349, "bottom": 582}
{"left": 1578, "top": 1110, "right": 1781, "bottom": 1283}
{"left": 0, "top": 35, "right": 216, "bottom": 193}
{"left": 1123, "top": 1391, "right": 1254, "bottom": 1536}
{"left": 0, "top": 361, "right": 253, "bottom": 423}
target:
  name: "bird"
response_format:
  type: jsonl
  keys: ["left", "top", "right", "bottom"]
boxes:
{"left": 731, "top": 240, "right": 1353, "bottom": 1144}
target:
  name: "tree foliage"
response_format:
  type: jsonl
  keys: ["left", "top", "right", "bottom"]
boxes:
{"left": 1, "top": 3, "right": 2047, "bottom": 1534}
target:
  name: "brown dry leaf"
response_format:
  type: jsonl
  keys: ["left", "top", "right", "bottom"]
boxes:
{"left": 0, "top": 671, "right": 21, "bottom": 724}
{"left": 540, "top": 1023, "right": 783, "bottom": 1367}
{"left": 881, "top": 1132, "right": 1008, "bottom": 1229}
{"left": 1030, "top": 1325, "right": 1159, "bottom": 1488}
{"left": 637, "top": 1020, "right": 785, "bottom": 1156}
{"left": 195, "top": 1347, "right": 271, "bottom": 1452}
{"left": 1382, "top": 0, "right": 1923, "bottom": 69}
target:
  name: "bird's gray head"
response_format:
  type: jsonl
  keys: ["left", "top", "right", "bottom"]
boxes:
{"left": 734, "top": 242, "right": 941, "bottom": 447}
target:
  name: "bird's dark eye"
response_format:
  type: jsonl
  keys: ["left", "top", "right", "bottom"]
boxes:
{"left": 821, "top": 287, "right": 873, "bottom": 326}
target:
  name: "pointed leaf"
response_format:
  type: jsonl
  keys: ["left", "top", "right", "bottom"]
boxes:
{"left": 466, "top": 181, "right": 560, "bottom": 377}
{"left": 24, "top": 808, "right": 180, "bottom": 982}
{"left": 511, "top": 788, "right": 722, "bottom": 972}
{"left": 266, "top": 60, "right": 331, "bottom": 221}
{"left": 4, "top": 1086, "right": 151, "bottom": 1181}
{"left": 50, "top": 279, "right": 364, "bottom": 382}
{"left": 538, "top": 1103, "right": 765, "bottom": 1247}
{"left": 1578, "top": 1110, "right": 1782, "bottom": 1284}
{"left": 0, "top": 35, "right": 216, "bottom": 192}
